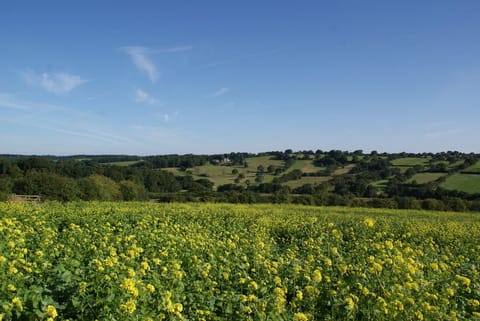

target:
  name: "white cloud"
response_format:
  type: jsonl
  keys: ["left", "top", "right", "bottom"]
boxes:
{"left": 163, "top": 111, "right": 179, "bottom": 122}
{"left": 210, "top": 87, "right": 230, "bottom": 97}
{"left": 120, "top": 45, "right": 192, "bottom": 82}
{"left": 22, "top": 70, "right": 89, "bottom": 94}
{"left": 121, "top": 46, "right": 159, "bottom": 82}
{"left": 134, "top": 88, "right": 160, "bottom": 105}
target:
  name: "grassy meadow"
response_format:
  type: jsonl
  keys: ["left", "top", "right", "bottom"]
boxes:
{"left": 406, "top": 172, "right": 447, "bottom": 184}
{"left": 390, "top": 158, "right": 430, "bottom": 167}
{"left": 441, "top": 174, "right": 480, "bottom": 194}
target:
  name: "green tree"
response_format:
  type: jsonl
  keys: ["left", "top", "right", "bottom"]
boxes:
{"left": 78, "top": 175, "right": 122, "bottom": 201}
{"left": 119, "top": 180, "right": 147, "bottom": 201}
{"left": 13, "top": 170, "right": 80, "bottom": 201}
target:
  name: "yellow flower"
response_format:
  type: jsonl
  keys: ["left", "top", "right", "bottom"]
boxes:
{"left": 12, "top": 297, "right": 22, "bottom": 311}
{"left": 313, "top": 269, "right": 322, "bottom": 282}
{"left": 294, "top": 312, "right": 308, "bottom": 321}
{"left": 363, "top": 218, "right": 376, "bottom": 228}
{"left": 296, "top": 290, "right": 303, "bottom": 301}
{"left": 274, "top": 276, "right": 282, "bottom": 285}
{"left": 44, "top": 305, "right": 58, "bottom": 318}
{"left": 455, "top": 275, "right": 471, "bottom": 287}
{"left": 361, "top": 286, "right": 370, "bottom": 296}
{"left": 174, "top": 303, "right": 183, "bottom": 313}
{"left": 146, "top": 284, "right": 155, "bottom": 293}
{"left": 415, "top": 311, "right": 424, "bottom": 320}
{"left": 446, "top": 288, "right": 455, "bottom": 297}
{"left": 141, "top": 261, "right": 150, "bottom": 271}
{"left": 372, "top": 262, "right": 383, "bottom": 272}
{"left": 7, "top": 284, "right": 16, "bottom": 292}
{"left": 385, "top": 240, "right": 393, "bottom": 250}
{"left": 120, "top": 299, "right": 136, "bottom": 314}
{"left": 273, "top": 287, "right": 286, "bottom": 312}
{"left": 120, "top": 278, "right": 139, "bottom": 297}
{"left": 332, "top": 229, "right": 342, "bottom": 239}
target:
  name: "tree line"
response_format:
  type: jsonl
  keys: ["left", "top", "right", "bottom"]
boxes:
{"left": 0, "top": 150, "right": 479, "bottom": 212}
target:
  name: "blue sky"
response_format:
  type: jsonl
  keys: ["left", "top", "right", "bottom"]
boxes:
{"left": 1, "top": 1, "right": 479, "bottom": 155}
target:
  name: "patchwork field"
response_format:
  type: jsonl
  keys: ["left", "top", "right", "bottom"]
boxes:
{"left": 390, "top": 157, "right": 430, "bottom": 166}
{"left": 1, "top": 202, "right": 479, "bottom": 320}
{"left": 284, "top": 160, "right": 320, "bottom": 174}
{"left": 463, "top": 160, "right": 480, "bottom": 173}
{"left": 441, "top": 173, "right": 480, "bottom": 194}
{"left": 284, "top": 176, "right": 332, "bottom": 188}
{"left": 406, "top": 172, "right": 447, "bottom": 184}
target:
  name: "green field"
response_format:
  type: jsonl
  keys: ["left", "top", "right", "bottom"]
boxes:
{"left": 332, "top": 164, "right": 356, "bottom": 175}
{"left": 165, "top": 156, "right": 288, "bottom": 188}
{"left": 370, "top": 179, "right": 389, "bottom": 190}
{"left": 406, "top": 172, "right": 447, "bottom": 184}
{"left": 463, "top": 160, "right": 480, "bottom": 173}
{"left": 104, "top": 160, "right": 143, "bottom": 167}
{"left": 284, "top": 176, "right": 331, "bottom": 188}
{"left": 0, "top": 202, "right": 479, "bottom": 320}
{"left": 245, "top": 155, "right": 284, "bottom": 170}
{"left": 284, "top": 160, "right": 320, "bottom": 174}
{"left": 169, "top": 164, "right": 259, "bottom": 188}
{"left": 440, "top": 173, "right": 480, "bottom": 194}
{"left": 391, "top": 157, "right": 430, "bottom": 166}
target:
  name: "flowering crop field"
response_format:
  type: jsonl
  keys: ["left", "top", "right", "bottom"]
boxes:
{"left": 1, "top": 202, "right": 479, "bottom": 321}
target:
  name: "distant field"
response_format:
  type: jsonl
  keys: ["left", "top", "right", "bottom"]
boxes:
{"left": 463, "top": 160, "right": 480, "bottom": 173}
{"left": 407, "top": 172, "right": 447, "bottom": 184}
{"left": 284, "top": 176, "right": 331, "bottom": 188}
{"left": 284, "top": 160, "right": 320, "bottom": 174}
{"left": 190, "top": 164, "right": 255, "bottom": 188}
{"left": 449, "top": 159, "right": 465, "bottom": 168}
{"left": 332, "top": 164, "right": 355, "bottom": 175}
{"left": 440, "top": 173, "right": 480, "bottom": 194}
{"left": 167, "top": 161, "right": 281, "bottom": 189}
{"left": 103, "top": 160, "right": 143, "bottom": 166}
{"left": 370, "top": 179, "right": 389, "bottom": 190}
{"left": 391, "top": 157, "right": 429, "bottom": 166}
{"left": 245, "top": 155, "right": 284, "bottom": 169}
{"left": 393, "top": 166, "right": 410, "bottom": 174}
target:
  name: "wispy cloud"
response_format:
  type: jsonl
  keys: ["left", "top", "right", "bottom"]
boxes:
{"left": 0, "top": 93, "right": 30, "bottom": 110}
{"left": 21, "top": 70, "right": 89, "bottom": 94}
{"left": 163, "top": 111, "right": 179, "bottom": 122}
{"left": 120, "top": 45, "right": 192, "bottom": 82}
{"left": 121, "top": 46, "right": 159, "bottom": 82}
{"left": 154, "top": 46, "right": 193, "bottom": 53}
{"left": 134, "top": 88, "right": 160, "bottom": 105}
{"left": 210, "top": 87, "right": 230, "bottom": 97}
{"left": 0, "top": 93, "right": 132, "bottom": 145}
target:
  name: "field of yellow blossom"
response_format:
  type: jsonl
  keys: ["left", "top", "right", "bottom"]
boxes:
{"left": 1, "top": 202, "right": 479, "bottom": 320}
